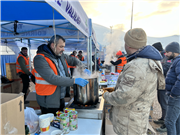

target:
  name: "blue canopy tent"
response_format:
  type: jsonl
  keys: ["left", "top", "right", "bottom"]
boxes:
{"left": 1, "top": 0, "right": 98, "bottom": 75}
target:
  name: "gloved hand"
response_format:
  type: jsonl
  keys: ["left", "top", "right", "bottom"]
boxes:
{"left": 103, "top": 87, "right": 115, "bottom": 92}
{"left": 100, "top": 63, "right": 102, "bottom": 66}
{"left": 75, "top": 78, "right": 89, "bottom": 87}
{"left": 84, "top": 69, "right": 91, "bottom": 75}
{"left": 99, "top": 68, "right": 102, "bottom": 72}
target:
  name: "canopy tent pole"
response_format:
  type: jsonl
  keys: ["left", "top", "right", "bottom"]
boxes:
{"left": 87, "top": 38, "right": 89, "bottom": 70}
{"left": 95, "top": 48, "right": 97, "bottom": 71}
{"left": 89, "top": 36, "right": 92, "bottom": 73}
{"left": 28, "top": 39, "right": 31, "bottom": 71}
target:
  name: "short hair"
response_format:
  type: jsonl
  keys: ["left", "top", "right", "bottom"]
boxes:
{"left": 73, "top": 51, "right": 77, "bottom": 54}
{"left": 79, "top": 50, "right": 82, "bottom": 53}
{"left": 48, "top": 35, "right": 65, "bottom": 47}
{"left": 21, "top": 47, "right": 27, "bottom": 51}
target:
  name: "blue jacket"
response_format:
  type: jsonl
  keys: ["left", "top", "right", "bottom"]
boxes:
{"left": 127, "top": 45, "right": 163, "bottom": 61}
{"left": 166, "top": 55, "right": 180, "bottom": 97}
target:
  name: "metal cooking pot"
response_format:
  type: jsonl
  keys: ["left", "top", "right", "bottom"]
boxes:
{"left": 73, "top": 77, "right": 99, "bottom": 105}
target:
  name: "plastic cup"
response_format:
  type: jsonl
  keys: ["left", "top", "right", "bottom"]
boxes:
{"left": 39, "top": 114, "right": 50, "bottom": 132}
{"left": 46, "top": 113, "right": 54, "bottom": 122}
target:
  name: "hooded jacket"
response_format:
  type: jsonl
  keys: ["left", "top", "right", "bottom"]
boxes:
{"left": 34, "top": 44, "right": 82, "bottom": 108}
{"left": 104, "top": 45, "right": 165, "bottom": 135}
{"left": 165, "top": 55, "right": 180, "bottom": 97}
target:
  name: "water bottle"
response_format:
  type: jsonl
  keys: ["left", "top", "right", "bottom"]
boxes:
{"left": 101, "top": 73, "right": 105, "bottom": 80}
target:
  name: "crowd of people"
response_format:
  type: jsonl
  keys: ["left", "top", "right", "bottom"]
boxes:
{"left": 102, "top": 28, "right": 180, "bottom": 135}
{"left": 16, "top": 28, "right": 180, "bottom": 135}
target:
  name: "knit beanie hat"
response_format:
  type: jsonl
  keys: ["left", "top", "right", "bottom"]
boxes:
{"left": 124, "top": 28, "right": 147, "bottom": 49}
{"left": 165, "top": 42, "right": 180, "bottom": 53}
{"left": 152, "top": 42, "right": 163, "bottom": 51}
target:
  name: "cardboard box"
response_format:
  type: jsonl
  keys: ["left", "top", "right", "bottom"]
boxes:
{"left": 0, "top": 84, "right": 3, "bottom": 92}
{"left": 1, "top": 83, "right": 12, "bottom": 93}
{"left": 6, "top": 63, "right": 20, "bottom": 81}
{"left": 1, "top": 93, "right": 25, "bottom": 135}
{"left": 29, "top": 101, "right": 40, "bottom": 110}
{"left": 11, "top": 79, "right": 23, "bottom": 94}
{"left": 26, "top": 91, "right": 40, "bottom": 110}
{"left": 105, "top": 106, "right": 111, "bottom": 113}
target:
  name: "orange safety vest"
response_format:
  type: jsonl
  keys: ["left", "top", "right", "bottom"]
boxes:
{"left": 16, "top": 54, "right": 30, "bottom": 74}
{"left": 77, "top": 55, "right": 84, "bottom": 61}
{"left": 117, "top": 57, "right": 127, "bottom": 73}
{"left": 81, "top": 56, "right": 84, "bottom": 61}
{"left": 70, "top": 54, "right": 78, "bottom": 59}
{"left": 65, "top": 60, "right": 76, "bottom": 69}
{"left": 31, "top": 68, "right": 35, "bottom": 76}
{"left": 68, "top": 55, "right": 77, "bottom": 68}
{"left": 34, "top": 54, "right": 58, "bottom": 96}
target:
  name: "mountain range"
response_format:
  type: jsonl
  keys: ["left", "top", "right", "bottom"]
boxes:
{"left": 92, "top": 23, "right": 180, "bottom": 49}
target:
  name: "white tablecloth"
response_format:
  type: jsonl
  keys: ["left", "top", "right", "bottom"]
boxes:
{"left": 40, "top": 118, "right": 102, "bottom": 135}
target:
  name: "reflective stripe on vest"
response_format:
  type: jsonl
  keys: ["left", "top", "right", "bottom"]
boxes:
{"left": 31, "top": 68, "right": 35, "bottom": 76}
{"left": 65, "top": 59, "right": 76, "bottom": 69}
{"left": 16, "top": 54, "right": 30, "bottom": 74}
{"left": 35, "top": 73, "right": 53, "bottom": 85}
{"left": 35, "top": 53, "right": 58, "bottom": 96}
{"left": 117, "top": 57, "right": 127, "bottom": 73}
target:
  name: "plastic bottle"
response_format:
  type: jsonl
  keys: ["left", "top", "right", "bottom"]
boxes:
{"left": 101, "top": 73, "right": 105, "bottom": 80}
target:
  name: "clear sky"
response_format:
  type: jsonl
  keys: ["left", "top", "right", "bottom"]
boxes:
{"left": 80, "top": 0, "right": 180, "bottom": 37}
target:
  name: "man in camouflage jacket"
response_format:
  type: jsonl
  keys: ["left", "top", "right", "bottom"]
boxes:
{"left": 103, "top": 28, "right": 165, "bottom": 135}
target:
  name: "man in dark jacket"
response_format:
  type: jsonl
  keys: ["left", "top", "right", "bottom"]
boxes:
{"left": 152, "top": 42, "right": 172, "bottom": 129}
{"left": 162, "top": 42, "right": 180, "bottom": 134}
{"left": 77, "top": 50, "right": 84, "bottom": 61}
{"left": 69, "top": 51, "right": 77, "bottom": 76}
{"left": 34, "top": 35, "right": 89, "bottom": 115}
{"left": 92, "top": 55, "right": 100, "bottom": 71}
{"left": 16, "top": 47, "right": 31, "bottom": 101}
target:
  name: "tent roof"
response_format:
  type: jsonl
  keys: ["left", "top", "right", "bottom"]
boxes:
{"left": 1, "top": 0, "right": 98, "bottom": 50}
{"left": 1, "top": 1, "right": 65, "bottom": 21}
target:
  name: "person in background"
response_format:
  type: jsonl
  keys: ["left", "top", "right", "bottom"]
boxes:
{"left": 69, "top": 50, "right": 78, "bottom": 76}
{"left": 92, "top": 55, "right": 101, "bottom": 71}
{"left": 110, "top": 50, "right": 127, "bottom": 73}
{"left": 163, "top": 42, "right": 180, "bottom": 135}
{"left": 70, "top": 51, "right": 77, "bottom": 58}
{"left": 152, "top": 42, "right": 172, "bottom": 132}
{"left": 34, "top": 35, "right": 89, "bottom": 115}
{"left": 103, "top": 28, "right": 165, "bottom": 134}
{"left": 16, "top": 47, "right": 31, "bottom": 101}
{"left": 77, "top": 50, "right": 84, "bottom": 61}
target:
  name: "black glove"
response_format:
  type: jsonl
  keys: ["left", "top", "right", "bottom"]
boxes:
{"left": 29, "top": 73, "right": 32, "bottom": 77}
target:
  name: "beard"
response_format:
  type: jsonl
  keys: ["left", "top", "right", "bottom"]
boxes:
{"left": 56, "top": 51, "right": 63, "bottom": 56}
{"left": 167, "top": 53, "right": 174, "bottom": 60}
{"left": 52, "top": 48, "right": 63, "bottom": 56}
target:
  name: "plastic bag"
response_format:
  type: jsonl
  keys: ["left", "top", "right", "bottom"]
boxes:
{"left": 24, "top": 107, "right": 39, "bottom": 134}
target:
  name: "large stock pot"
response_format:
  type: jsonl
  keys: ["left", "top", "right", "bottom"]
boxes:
{"left": 73, "top": 77, "right": 99, "bottom": 105}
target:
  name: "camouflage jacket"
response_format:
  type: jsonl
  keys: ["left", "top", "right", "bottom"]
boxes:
{"left": 104, "top": 58, "right": 165, "bottom": 135}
